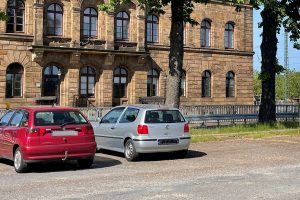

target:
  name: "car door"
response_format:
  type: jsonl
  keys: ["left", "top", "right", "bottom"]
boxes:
{"left": 93, "top": 107, "right": 125, "bottom": 151}
{"left": 0, "top": 110, "right": 15, "bottom": 158}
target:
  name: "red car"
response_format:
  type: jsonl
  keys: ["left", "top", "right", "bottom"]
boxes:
{"left": 0, "top": 106, "right": 96, "bottom": 173}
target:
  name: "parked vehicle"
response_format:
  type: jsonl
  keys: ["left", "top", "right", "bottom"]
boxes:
{"left": 0, "top": 106, "right": 96, "bottom": 173}
{"left": 93, "top": 105, "right": 191, "bottom": 161}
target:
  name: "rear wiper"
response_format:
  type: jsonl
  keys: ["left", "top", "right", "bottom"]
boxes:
{"left": 60, "top": 121, "right": 77, "bottom": 127}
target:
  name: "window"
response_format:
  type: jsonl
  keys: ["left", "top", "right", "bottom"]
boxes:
{"left": 6, "top": 63, "right": 23, "bottom": 98}
{"left": 119, "top": 107, "right": 139, "bottom": 123}
{"left": 34, "top": 111, "right": 87, "bottom": 126}
{"left": 116, "top": 11, "right": 129, "bottom": 41}
{"left": 0, "top": 111, "right": 15, "bottom": 126}
{"left": 202, "top": 70, "right": 211, "bottom": 98}
{"left": 200, "top": 20, "right": 211, "bottom": 47}
{"left": 80, "top": 67, "right": 95, "bottom": 97}
{"left": 46, "top": 3, "right": 63, "bottom": 36}
{"left": 145, "top": 110, "right": 185, "bottom": 124}
{"left": 180, "top": 71, "right": 186, "bottom": 97}
{"left": 43, "top": 65, "right": 61, "bottom": 96}
{"left": 9, "top": 110, "right": 24, "bottom": 127}
{"left": 226, "top": 71, "right": 235, "bottom": 97}
{"left": 6, "top": 0, "right": 24, "bottom": 33}
{"left": 101, "top": 107, "right": 125, "bottom": 124}
{"left": 183, "top": 23, "right": 187, "bottom": 46}
{"left": 113, "top": 67, "right": 127, "bottom": 98}
{"left": 147, "top": 69, "right": 159, "bottom": 97}
{"left": 146, "top": 15, "right": 159, "bottom": 43}
{"left": 82, "top": 7, "right": 97, "bottom": 38}
{"left": 225, "top": 23, "right": 234, "bottom": 49}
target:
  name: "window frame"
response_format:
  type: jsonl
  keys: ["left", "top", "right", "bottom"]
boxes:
{"left": 180, "top": 71, "right": 186, "bottom": 97}
{"left": 226, "top": 71, "right": 235, "bottom": 97}
{"left": 115, "top": 11, "right": 130, "bottom": 41}
{"left": 202, "top": 70, "right": 211, "bottom": 98}
{"left": 80, "top": 66, "right": 96, "bottom": 97}
{"left": 82, "top": 7, "right": 98, "bottom": 38}
{"left": 42, "top": 65, "right": 61, "bottom": 97}
{"left": 147, "top": 69, "right": 159, "bottom": 97}
{"left": 224, "top": 22, "right": 234, "bottom": 49}
{"left": 6, "top": 0, "right": 25, "bottom": 33}
{"left": 113, "top": 67, "right": 128, "bottom": 98}
{"left": 146, "top": 15, "right": 159, "bottom": 43}
{"left": 200, "top": 20, "right": 211, "bottom": 47}
{"left": 6, "top": 63, "right": 23, "bottom": 98}
{"left": 100, "top": 107, "right": 126, "bottom": 124}
{"left": 46, "top": 3, "right": 63, "bottom": 36}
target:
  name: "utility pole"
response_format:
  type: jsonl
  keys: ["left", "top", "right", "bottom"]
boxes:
{"left": 284, "top": 31, "right": 289, "bottom": 103}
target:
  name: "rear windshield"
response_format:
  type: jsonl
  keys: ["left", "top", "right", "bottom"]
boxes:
{"left": 144, "top": 110, "right": 185, "bottom": 123}
{"left": 34, "top": 110, "right": 88, "bottom": 126}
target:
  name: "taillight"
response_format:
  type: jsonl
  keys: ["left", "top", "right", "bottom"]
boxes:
{"left": 184, "top": 123, "right": 189, "bottom": 133}
{"left": 26, "top": 128, "right": 40, "bottom": 137}
{"left": 85, "top": 125, "right": 94, "bottom": 135}
{"left": 137, "top": 125, "right": 148, "bottom": 135}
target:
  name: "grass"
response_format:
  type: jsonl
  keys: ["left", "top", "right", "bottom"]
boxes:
{"left": 190, "top": 121, "right": 300, "bottom": 143}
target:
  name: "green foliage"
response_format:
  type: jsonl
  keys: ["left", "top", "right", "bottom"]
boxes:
{"left": 253, "top": 70, "right": 262, "bottom": 96}
{"left": 0, "top": 10, "right": 8, "bottom": 21}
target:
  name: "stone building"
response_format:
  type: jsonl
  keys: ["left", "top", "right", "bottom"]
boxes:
{"left": 0, "top": 0, "right": 254, "bottom": 108}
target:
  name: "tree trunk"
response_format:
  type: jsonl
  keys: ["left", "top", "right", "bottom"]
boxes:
{"left": 258, "top": 5, "right": 278, "bottom": 123}
{"left": 164, "top": 0, "right": 184, "bottom": 108}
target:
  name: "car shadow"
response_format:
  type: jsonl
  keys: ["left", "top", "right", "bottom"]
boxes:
{"left": 98, "top": 149, "right": 207, "bottom": 162}
{"left": 0, "top": 156, "right": 122, "bottom": 173}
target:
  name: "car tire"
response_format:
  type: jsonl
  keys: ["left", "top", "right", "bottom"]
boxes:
{"left": 77, "top": 158, "right": 94, "bottom": 169}
{"left": 174, "top": 150, "right": 188, "bottom": 159}
{"left": 14, "top": 147, "right": 28, "bottom": 173}
{"left": 124, "top": 139, "right": 139, "bottom": 162}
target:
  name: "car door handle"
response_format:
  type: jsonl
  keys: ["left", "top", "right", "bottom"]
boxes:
{"left": 110, "top": 126, "right": 115, "bottom": 130}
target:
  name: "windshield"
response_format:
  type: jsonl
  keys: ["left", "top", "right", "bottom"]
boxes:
{"left": 144, "top": 110, "right": 185, "bottom": 123}
{"left": 34, "top": 110, "right": 88, "bottom": 126}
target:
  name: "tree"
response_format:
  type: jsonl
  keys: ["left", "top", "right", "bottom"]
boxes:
{"left": 0, "top": 11, "right": 8, "bottom": 21}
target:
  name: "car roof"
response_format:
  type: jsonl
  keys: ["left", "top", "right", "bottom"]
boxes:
{"left": 116, "top": 104, "right": 179, "bottom": 110}
{"left": 13, "top": 106, "right": 79, "bottom": 112}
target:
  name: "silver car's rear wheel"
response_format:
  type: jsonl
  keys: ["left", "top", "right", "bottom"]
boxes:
{"left": 124, "top": 139, "right": 138, "bottom": 162}
{"left": 14, "top": 147, "right": 28, "bottom": 173}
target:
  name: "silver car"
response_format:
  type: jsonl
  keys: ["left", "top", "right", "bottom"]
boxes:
{"left": 93, "top": 105, "right": 191, "bottom": 161}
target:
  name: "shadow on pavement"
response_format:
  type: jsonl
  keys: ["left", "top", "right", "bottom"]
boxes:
{"left": 98, "top": 149, "right": 207, "bottom": 162}
{"left": 0, "top": 158, "right": 13, "bottom": 166}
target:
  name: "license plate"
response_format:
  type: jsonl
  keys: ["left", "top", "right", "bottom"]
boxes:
{"left": 158, "top": 139, "right": 179, "bottom": 145}
{"left": 52, "top": 130, "right": 78, "bottom": 136}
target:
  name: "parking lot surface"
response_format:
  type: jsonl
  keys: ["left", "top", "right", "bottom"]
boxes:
{"left": 0, "top": 136, "right": 300, "bottom": 200}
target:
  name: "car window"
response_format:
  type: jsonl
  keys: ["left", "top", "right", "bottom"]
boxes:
{"left": 119, "top": 108, "right": 139, "bottom": 123}
{"left": 9, "top": 110, "right": 24, "bottom": 127}
{"left": 144, "top": 110, "right": 185, "bottom": 123}
{"left": 0, "top": 110, "right": 15, "bottom": 126}
{"left": 101, "top": 107, "right": 125, "bottom": 124}
{"left": 34, "top": 110, "right": 87, "bottom": 126}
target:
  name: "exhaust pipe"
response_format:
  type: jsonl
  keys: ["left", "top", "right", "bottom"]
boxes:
{"left": 62, "top": 151, "right": 68, "bottom": 161}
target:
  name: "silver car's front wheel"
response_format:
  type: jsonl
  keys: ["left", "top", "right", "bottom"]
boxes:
{"left": 124, "top": 139, "right": 138, "bottom": 162}
{"left": 14, "top": 147, "right": 28, "bottom": 173}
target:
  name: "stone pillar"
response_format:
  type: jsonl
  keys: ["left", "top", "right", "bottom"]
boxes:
{"left": 101, "top": 69, "right": 113, "bottom": 106}
{"left": 71, "top": 7, "right": 81, "bottom": 43}
{"left": 136, "top": 8, "right": 146, "bottom": 51}
{"left": 33, "top": 1, "right": 44, "bottom": 45}
{"left": 105, "top": 12, "right": 115, "bottom": 50}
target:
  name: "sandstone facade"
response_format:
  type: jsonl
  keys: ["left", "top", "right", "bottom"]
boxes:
{"left": 0, "top": 0, "right": 254, "bottom": 108}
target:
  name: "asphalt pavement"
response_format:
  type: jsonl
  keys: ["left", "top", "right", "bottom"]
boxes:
{"left": 0, "top": 136, "right": 299, "bottom": 200}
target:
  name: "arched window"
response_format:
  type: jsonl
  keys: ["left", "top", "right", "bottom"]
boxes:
{"left": 200, "top": 20, "right": 211, "bottom": 47}
{"left": 6, "top": 63, "right": 23, "bottom": 98}
{"left": 146, "top": 15, "right": 159, "bottom": 43}
{"left": 147, "top": 69, "right": 159, "bottom": 97}
{"left": 80, "top": 67, "right": 95, "bottom": 97}
{"left": 43, "top": 65, "right": 61, "bottom": 96}
{"left": 225, "top": 22, "right": 234, "bottom": 49}
{"left": 226, "top": 71, "right": 235, "bottom": 97}
{"left": 46, "top": 3, "right": 63, "bottom": 36}
{"left": 202, "top": 70, "right": 211, "bottom": 98}
{"left": 180, "top": 71, "right": 186, "bottom": 97}
{"left": 113, "top": 67, "right": 127, "bottom": 98}
{"left": 82, "top": 7, "right": 98, "bottom": 38}
{"left": 116, "top": 11, "right": 129, "bottom": 41}
{"left": 6, "top": 0, "right": 25, "bottom": 33}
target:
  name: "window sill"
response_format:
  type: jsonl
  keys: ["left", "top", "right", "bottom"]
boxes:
{"left": 0, "top": 33, "right": 33, "bottom": 42}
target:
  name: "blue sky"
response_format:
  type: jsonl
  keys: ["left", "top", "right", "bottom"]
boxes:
{"left": 253, "top": 9, "right": 300, "bottom": 72}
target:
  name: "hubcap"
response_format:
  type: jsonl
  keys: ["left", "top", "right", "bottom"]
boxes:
{"left": 14, "top": 150, "right": 22, "bottom": 170}
{"left": 125, "top": 142, "right": 133, "bottom": 158}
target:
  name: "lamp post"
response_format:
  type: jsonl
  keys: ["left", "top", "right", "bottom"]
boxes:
{"left": 56, "top": 69, "right": 61, "bottom": 105}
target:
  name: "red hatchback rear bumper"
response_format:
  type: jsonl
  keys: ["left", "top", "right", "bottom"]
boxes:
{"left": 21, "top": 142, "right": 96, "bottom": 162}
